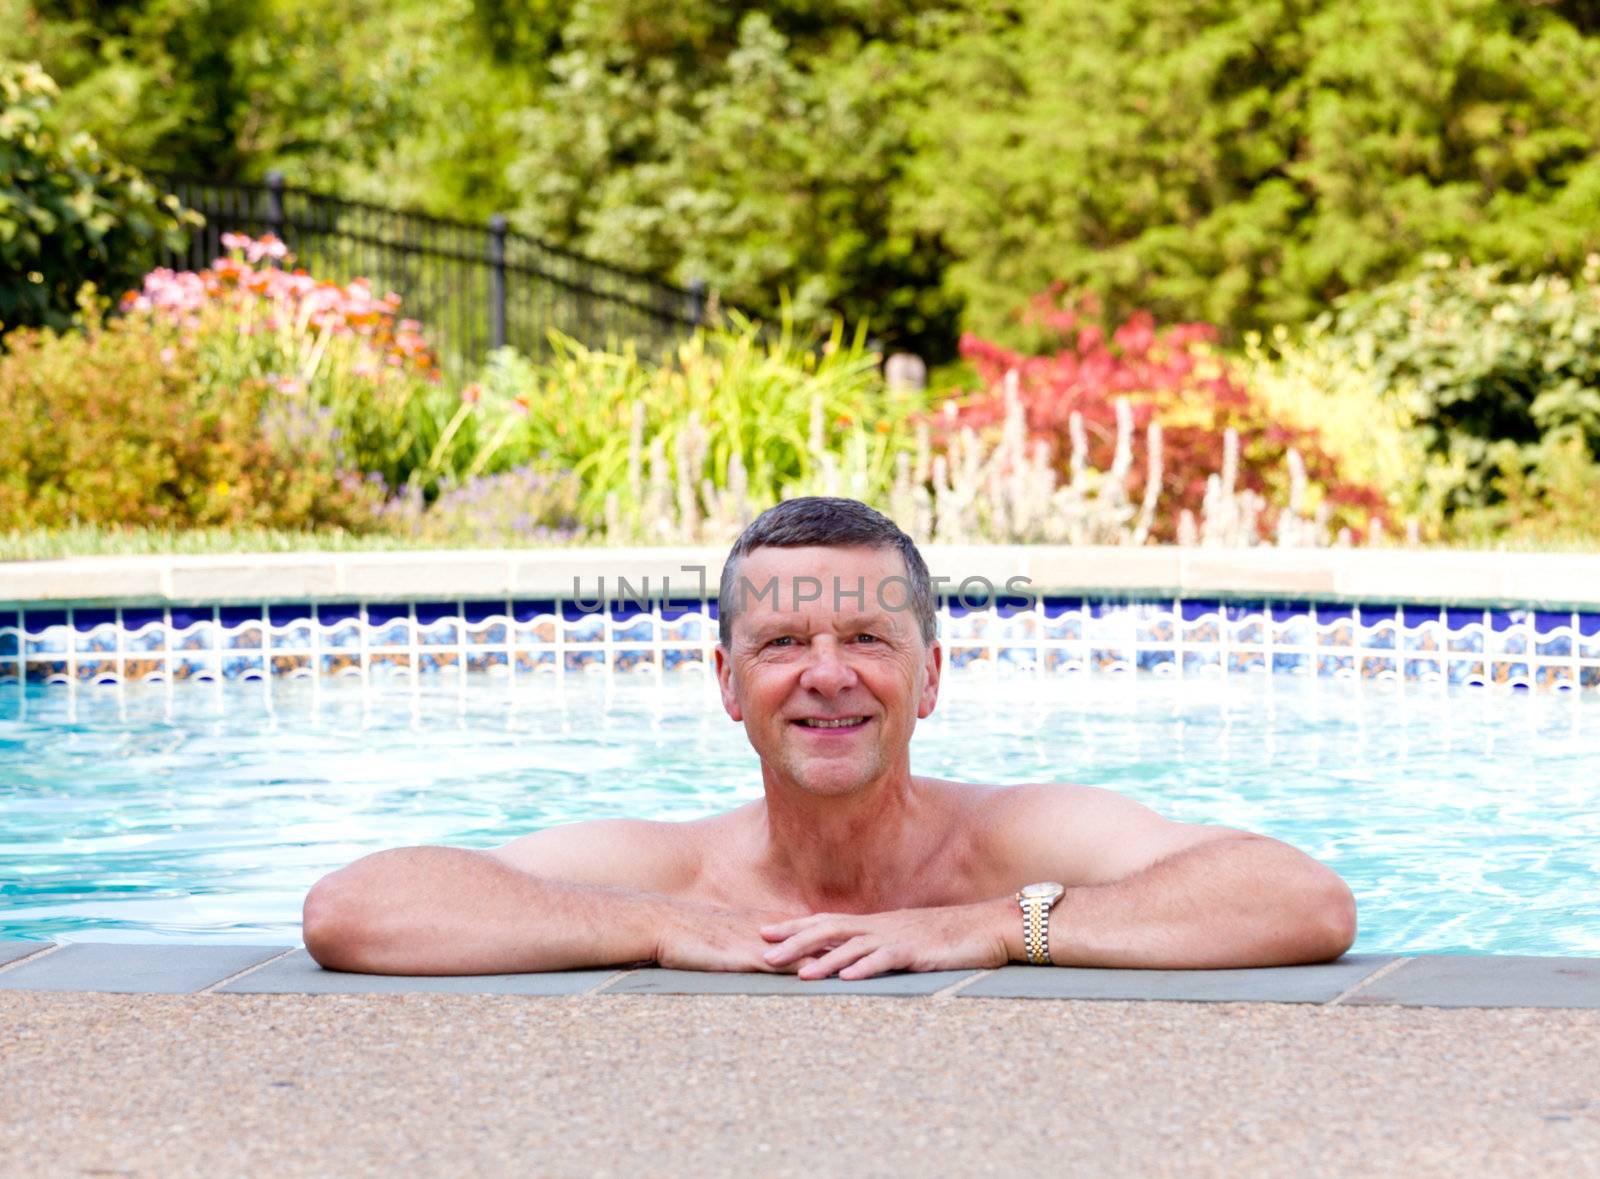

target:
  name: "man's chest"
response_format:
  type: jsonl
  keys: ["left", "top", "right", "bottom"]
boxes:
{"left": 682, "top": 829, "right": 1010, "bottom": 915}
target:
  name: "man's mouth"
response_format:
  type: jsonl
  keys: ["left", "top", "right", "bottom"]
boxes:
{"left": 794, "top": 716, "right": 869, "bottom": 730}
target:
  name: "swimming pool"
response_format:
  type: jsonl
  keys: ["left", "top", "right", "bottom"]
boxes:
{"left": 3, "top": 670, "right": 1596, "bottom": 955}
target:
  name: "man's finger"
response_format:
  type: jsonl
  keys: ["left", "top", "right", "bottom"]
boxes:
{"left": 838, "top": 946, "right": 900, "bottom": 981}
{"left": 759, "top": 913, "right": 829, "bottom": 940}
{"left": 797, "top": 935, "right": 875, "bottom": 980}
{"left": 763, "top": 921, "right": 857, "bottom": 965}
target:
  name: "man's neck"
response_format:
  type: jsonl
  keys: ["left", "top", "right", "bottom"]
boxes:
{"left": 753, "top": 768, "right": 944, "bottom": 911}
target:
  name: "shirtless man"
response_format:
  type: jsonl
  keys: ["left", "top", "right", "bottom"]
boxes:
{"left": 303, "top": 497, "right": 1356, "bottom": 978}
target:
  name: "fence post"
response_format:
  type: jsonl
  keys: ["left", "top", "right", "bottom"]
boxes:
{"left": 687, "top": 277, "right": 706, "bottom": 327}
{"left": 265, "top": 171, "right": 286, "bottom": 244}
{"left": 489, "top": 214, "right": 508, "bottom": 351}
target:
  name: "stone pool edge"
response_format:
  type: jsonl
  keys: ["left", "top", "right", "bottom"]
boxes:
{"left": 2, "top": 943, "right": 1597, "bottom": 1009}
{"left": 6, "top": 546, "right": 1600, "bottom": 612}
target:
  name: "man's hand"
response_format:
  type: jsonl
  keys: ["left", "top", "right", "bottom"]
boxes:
{"left": 758, "top": 898, "right": 1013, "bottom": 980}
{"left": 654, "top": 900, "right": 825, "bottom": 974}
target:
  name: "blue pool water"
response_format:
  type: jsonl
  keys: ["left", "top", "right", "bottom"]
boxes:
{"left": 2, "top": 672, "right": 1597, "bottom": 955}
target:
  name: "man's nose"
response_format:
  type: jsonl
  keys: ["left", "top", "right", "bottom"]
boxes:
{"left": 798, "top": 638, "right": 857, "bottom": 694}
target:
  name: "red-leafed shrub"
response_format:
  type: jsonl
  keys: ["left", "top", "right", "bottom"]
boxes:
{"left": 944, "top": 287, "right": 1389, "bottom": 542}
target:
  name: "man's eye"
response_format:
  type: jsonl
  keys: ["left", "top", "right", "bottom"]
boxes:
{"left": 855, "top": 633, "right": 879, "bottom": 643}
{"left": 768, "top": 636, "right": 795, "bottom": 647}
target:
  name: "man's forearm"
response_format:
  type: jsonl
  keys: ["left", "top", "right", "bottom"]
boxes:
{"left": 999, "top": 837, "right": 1357, "bottom": 969}
{"left": 303, "top": 846, "right": 681, "bottom": 975}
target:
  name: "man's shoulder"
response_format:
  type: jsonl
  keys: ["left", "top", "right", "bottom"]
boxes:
{"left": 950, "top": 779, "right": 1111, "bottom": 821}
{"left": 957, "top": 779, "right": 1234, "bottom": 887}
{"left": 490, "top": 812, "right": 732, "bottom": 894}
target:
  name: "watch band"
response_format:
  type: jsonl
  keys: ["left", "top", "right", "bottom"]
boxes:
{"left": 1017, "top": 891, "right": 1053, "bottom": 965}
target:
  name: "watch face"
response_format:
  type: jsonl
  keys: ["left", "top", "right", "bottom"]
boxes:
{"left": 1021, "top": 882, "right": 1064, "bottom": 902}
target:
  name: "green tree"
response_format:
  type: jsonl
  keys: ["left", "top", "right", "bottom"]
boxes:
{"left": 908, "top": 0, "right": 1600, "bottom": 341}
{"left": 0, "top": 60, "right": 196, "bottom": 334}
{"left": 504, "top": 2, "right": 963, "bottom": 357}
{"left": 5, "top": 0, "right": 266, "bottom": 175}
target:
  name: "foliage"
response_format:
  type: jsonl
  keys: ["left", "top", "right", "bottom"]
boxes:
{"left": 6, "top": 0, "right": 267, "bottom": 176}
{"left": 0, "top": 60, "right": 197, "bottom": 334}
{"left": 505, "top": 3, "right": 962, "bottom": 356}
{"left": 18, "top": 0, "right": 1600, "bottom": 353}
{"left": 908, "top": 0, "right": 1600, "bottom": 341}
{"left": 1442, "top": 428, "right": 1600, "bottom": 547}
{"left": 0, "top": 524, "right": 470, "bottom": 560}
{"left": 591, "top": 368, "right": 1349, "bottom": 548}
{"left": 943, "top": 290, "right": 1390, "bottom": 542}
{"left": 0, "top": 314, "right": 387, "bottom": 531}
{"left": 380, "top": 465, "right": 583, "bottom": 545}
{"left": 1308, "top": 256, "right": 1600, "bottom": 518}
{"left": 478, "top": 313, "right": 924, "bottom": 529}
{"left": 219, "top": 0, "right": 537, "bottom": 213}
{"left": 2, "top": 0, "right": 531, "bottom": 216}
{"left": 122, "top": 236, "right": 516, "bottom": 497}
{"left": 1239, "top": 323, "right": 1426, "bottom": 519}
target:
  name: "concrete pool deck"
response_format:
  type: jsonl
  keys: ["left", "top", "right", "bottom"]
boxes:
{"left": 2, "top": 989, "right": 1597, "bottom": 1176}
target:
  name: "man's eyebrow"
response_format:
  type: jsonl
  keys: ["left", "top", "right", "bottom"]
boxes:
{"left": 742, "top": 612, "right": 901, "bottom": 638}
{"left": 834, "top": 612, "right": 898, "bottom": 631}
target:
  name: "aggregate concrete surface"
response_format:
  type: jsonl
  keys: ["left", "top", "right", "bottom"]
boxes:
{"left": 2, "top": 992, "right": 1597, "bottom": 1178}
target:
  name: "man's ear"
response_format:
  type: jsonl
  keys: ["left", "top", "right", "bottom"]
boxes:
{"left": 916, "top": 639, "right": 942, "bottom": 719}
{"left": 714, "top": 646, "right": 743, "bottom": 722}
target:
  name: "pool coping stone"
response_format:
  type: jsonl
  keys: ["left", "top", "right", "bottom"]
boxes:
{"left": 217, "top": 949, "right": 620, "bottom": 996}
{"left": 1342, "top": 953, "right": 1600, "bottom": 1009}
{"left": 3, "top": 943, "right": 1598, "bottom": 1007}
{"left": 957, "top": 954, "right": 1397, "bottom": 1003}
{"left": 0, "top": 943, "right": 291, "bottom": 994}
{"left": 597, "top": 967, "right": 979, "bottom": 997}
{"left": 7, "top": 546, "right": 1600, "bottom": 612}
{"left": 0, "top": 941, "right": 51, "bottom": 970}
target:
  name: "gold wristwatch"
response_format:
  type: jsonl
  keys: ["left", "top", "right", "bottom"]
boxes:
{"left": 1016, "top": 882, "right": 1065, "bottom": 965}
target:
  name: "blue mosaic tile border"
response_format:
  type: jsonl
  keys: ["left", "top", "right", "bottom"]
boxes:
{"left": 1, "top": 598, "right": 1597, "bottom": 691}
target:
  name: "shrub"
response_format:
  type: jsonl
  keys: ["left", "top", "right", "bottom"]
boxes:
{"left": 1309, "top": 256, "right": 1600, "bottom": 519}
{"left": 1238, "top": 323, "right": 1425, "bottom": 518}
{"left": 0, "top": 61, "right": 198, "bottom": 336}
{"left": 380, "top": 466, "right": 583, "bottom": 545}
{"left": 943, "top": 289, "right": 1389, "bottom": 543}
{"left": 478, "top": 313, "right": 924, "bottom": 531}
{"left": 122, "top": 236, "right": 516, "bottom": 498}
{"left": 0, "top": 315, "right": 387, "bottom": 531}
{"left": 1443, "top": 428, "right": 1600, "bottom": 549}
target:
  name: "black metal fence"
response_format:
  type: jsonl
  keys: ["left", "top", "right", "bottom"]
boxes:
{"left": 148, "top": 172, "right": 709, "bottom": 377}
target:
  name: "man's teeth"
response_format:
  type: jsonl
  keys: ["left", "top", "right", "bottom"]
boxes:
{"left": 799, "top": 717, "right": 865, "bottom": 728}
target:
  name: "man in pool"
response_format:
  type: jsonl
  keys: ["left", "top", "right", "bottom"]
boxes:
{"left": 303, "top": 496, "right": 1356, "bottom": 978}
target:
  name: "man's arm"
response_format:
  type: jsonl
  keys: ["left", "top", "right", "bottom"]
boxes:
{"left": 760, "top": 785, "right": 1356, "bottom": 977}
{"left": 1008, "top": 832, "right": 1357, "bottom": 969}
{"left": 991, "top": 783, "right": 1357, "bottom": 968}
{"left": 302, "top": 820, "right": 795, "bottom": 975}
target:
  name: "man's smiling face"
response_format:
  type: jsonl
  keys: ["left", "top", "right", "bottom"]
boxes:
{"left": 715, "top": 544, "right": 941, "bottom": 796}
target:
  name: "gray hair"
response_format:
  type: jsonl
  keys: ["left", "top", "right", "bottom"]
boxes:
{"left": 717, "top": 497, "right": 936, "bottom": 648}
